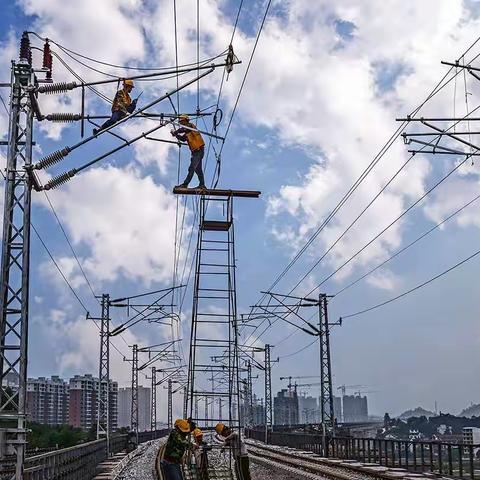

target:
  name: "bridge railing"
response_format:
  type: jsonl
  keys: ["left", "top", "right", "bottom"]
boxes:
{"left": 245, "top": 429, "right": 480, "bottom": 480}
{"left": 14, "top": 435, "right": 126, "bottom": 480}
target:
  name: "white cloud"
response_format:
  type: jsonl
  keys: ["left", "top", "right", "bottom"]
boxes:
{"left": 39, "top": 165, "right": 184, "bottom": 285}
{"left": 366, "top": 269, "right": 402, "bottom": 291}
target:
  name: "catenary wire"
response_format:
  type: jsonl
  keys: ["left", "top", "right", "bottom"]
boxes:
{"left": 245, "top": 41, "right": 480, "bottom": 346}
{"left": 31, "top": 222, "right": 90, "bottom": 313}
{"left": 341, "top": 246, "right": 480, "bottom": 320}
{"left": 43, "top": 191, "right": 99, "bottom": 302}
{"left": 29, "top": 31, "right": 227, "bottom": 72}
{"left": 305, "top": 148, "right": 476, "bottom": 297}
{"left": 248, "top": 34, "right": 480, "bottom": 323}
{"left": 335, "top": 191, "right": 480, "bottom": 296}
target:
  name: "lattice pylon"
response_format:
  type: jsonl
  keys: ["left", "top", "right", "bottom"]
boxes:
{"left": 0, "top": 54, "right": 35, "bottom": 479}
{"left": 97, "top": 294, "right": 110, "bottom": 454}
{"left": 318, "top": 294, "right": 334, "bottom": 429}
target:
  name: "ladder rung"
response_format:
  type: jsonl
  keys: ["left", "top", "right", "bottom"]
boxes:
{"left": 196, "top": 320, "right": 230, "bottom": 324}
{"left": 198, "top": 272, "right": 229, "bottom": 275}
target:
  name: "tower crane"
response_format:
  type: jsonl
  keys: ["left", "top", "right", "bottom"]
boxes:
{"left": 336, "top": 384, "right": 367, "bottom": 397}
{"left": 280, "top": 375, "right": 321, "bottom": 390}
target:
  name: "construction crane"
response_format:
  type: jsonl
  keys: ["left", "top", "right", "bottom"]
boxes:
{"left": 354, "top": 390, "right": 379, "bottom": 396}
{"left": 280, "top": 375, "right": 321, "bottom": 390}
{"left": 336, "top": 384, "right": 367, "bottom": 397}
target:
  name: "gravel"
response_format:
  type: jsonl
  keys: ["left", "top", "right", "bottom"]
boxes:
{"left": 116, "top": 439, "right": 164, "bottom": 480}
{"left": 250, "top": 461, "right": 304, "bottom": 480}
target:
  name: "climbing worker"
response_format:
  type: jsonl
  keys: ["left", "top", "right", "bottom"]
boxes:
{"left": 215, "top": 423, "right": 251, "bottom": 480}
{"left": 171, "top": 115, "right": 206, "bottom": 190}
{"left": 192, "top": 428, "right": 210, "bottom": 480}
{"left": 93, "top": 79, "right": 137, "bottom": 134}
{"left": 161, "top": 418, "right": 192, "bottom": 480}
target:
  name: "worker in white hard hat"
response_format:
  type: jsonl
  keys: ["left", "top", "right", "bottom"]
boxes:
{"left": 94, "top": 79, "right": 138, "bottom": 134}
{"left": 171, "top": 114, "right": 206, "bottom": 190}
{"left": 215, "top": 423, "right": 251, "bottom": 480}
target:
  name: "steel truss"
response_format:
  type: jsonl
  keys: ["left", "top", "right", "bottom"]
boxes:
{"left": 318, "top": 294, "right": 334, "bottom": 430}
{"left": 0, "top": 40, "right": 35, "bottom": 479}
{"left": 186, "top": 194, "right": 243, "bottom": 436}
{"left": 151, "top": 367, "right": 156, "bottom": 434}
{"left": 130, "top": 344, "right": 138, "bottom": 443}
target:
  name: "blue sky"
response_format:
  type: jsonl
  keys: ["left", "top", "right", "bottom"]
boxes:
{"left": 2, "top": 0, "right": 480, "bottom": 422}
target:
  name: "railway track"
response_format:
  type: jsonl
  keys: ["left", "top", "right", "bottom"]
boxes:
{"left": 246, "top": 440, "right": 436, "bottom": 480}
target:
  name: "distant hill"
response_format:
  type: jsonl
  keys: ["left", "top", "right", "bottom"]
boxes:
{"left": 460, "top": 404, "right": 480, "bottom": 418}
{"left": 398, "top": 407, "right": 435, "bottom": 419}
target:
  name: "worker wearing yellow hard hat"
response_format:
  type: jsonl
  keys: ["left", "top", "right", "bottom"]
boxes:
{"left": 160, "top": 418, "right": 193, "bottom": 479}
{"left": 215, "top": 423, "right": 251, "bottom": 480}
{"left": 172, "top": 114, "right": 206, "bottom": 190}
{"left": 191, "top": 427, "right": 210, "bottom": 479}
{"left": 93, "top": 78, "right": 139, "bottom": 135}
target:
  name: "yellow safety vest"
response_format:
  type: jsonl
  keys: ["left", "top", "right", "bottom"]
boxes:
{"left": 184, "top": 124, "right": 205, "bottom": 152}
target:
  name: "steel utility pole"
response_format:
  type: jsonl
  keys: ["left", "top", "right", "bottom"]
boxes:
{"left": 167, "top": 379, "right": 173, "bottom": 429}
{"left": 96, "top": 294, "right": 110, "bottom": 454}
{"left": 130, "top": 344, "right": 138, "bottom": 444}
{"left": 246, "top": 361, "right": 253, "bottom": 427}
{"left": 264, "top": 344, "right": 273, "bottom": 443}
{"left": 318, "top": 294, "right": 334, "bottom": 454}
{"left": 0, "top": 32, "right": 35, "bottom": 479}
{"left": 151, "top": 367, "right": 156, "bottom": 435}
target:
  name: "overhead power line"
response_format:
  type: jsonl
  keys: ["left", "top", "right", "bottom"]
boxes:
{"left": 341, "top": 247, "right": 480, "bottom": 320}
{"left": 335, "top": 191, "right": 480, "bottom": 296}
{"left": 248, "top": 33, "right": 480, "bottom": 323}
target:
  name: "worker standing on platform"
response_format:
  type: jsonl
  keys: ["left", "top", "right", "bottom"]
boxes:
{"left": 93, "top": 79, "right": 137, "bottom": 134}
{"left": 172, "top": 115, "right": 206, "bottom": 190}
{"left": 215, "top": 423, "right": 251, "bottom": 480}
{"left": 161, "top": 418, "right": 192, "bottom": 480}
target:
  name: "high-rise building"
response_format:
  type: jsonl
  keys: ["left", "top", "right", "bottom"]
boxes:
{"left": 333, "top": 395, "right": 342, "bottom": 422}
{"left": 117, "top": 386, "right": 151, "bottom": 432}
{"left": 251, "top": 395, "right": 265, "bottom": 426}
{"left": 343, "top": 394, "right": 368, "bottom": 423}
{"left": 274, "top": 388, "right": 299, "bottom": 426}
{"left": 26, "top": 376, "right": 69, "bottom": 425}
{"left": 463, "top": 427, "right": 480, "bottom": 444}
{"left": 298, "top": 394, "right": 318, "bottom": 424}
{"left": 68, "top": 374, "right": 118, "bottom": 431}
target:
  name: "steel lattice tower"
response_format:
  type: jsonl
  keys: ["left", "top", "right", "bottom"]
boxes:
{"left": 0, "top": 35, "right": 35, "bottom": 479}
{"left": 151, "top": 367, "right": 156, "bottom": 435}
{"left": 318, "top": 294, "right": 334, "bottom": 429}
{"left": 246, "top": 361, "right": 253, "bottom": 427}
{"left": 167, "top": 379, "right": 172, "bottom": 429}
{"left": 130, "top": 344, "right": 138, "bottom": 442}
{"left": 96, "top": 294, "right": 110, "bottom": 453}
{"left": 186, "top": 194, "right": 244, "bottom": 435}
{"left": 264, "top": 344, "right": 273, "bottom": 442}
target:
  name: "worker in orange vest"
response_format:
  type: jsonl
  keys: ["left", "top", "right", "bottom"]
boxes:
{"left": 94, "top": 79, "right": 137, "bottom": 134}
{"left": 171, "top": 115, "right": 206, "bottom": 189}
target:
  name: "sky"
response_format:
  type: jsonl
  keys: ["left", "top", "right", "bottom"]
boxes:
{"left": 2, "top": 0, "right": 480, "bottom": 422}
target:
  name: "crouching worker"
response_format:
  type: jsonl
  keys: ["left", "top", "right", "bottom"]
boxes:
{"left": 161, "top": 418, "right": 191, "bottom": 480}
{"left": 215, "top": 423, "right": 251, "bottom": 480}
{"left": 172, "top": 115, "right": 206, "bottom": 190}
{"left": 192, "top": 428, "right": 210, "bottom": 480}
{"left": 93, "top": 79, "right": 137, "bottom": 135}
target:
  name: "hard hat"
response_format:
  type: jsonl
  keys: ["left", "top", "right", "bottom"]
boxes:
{"left": 123, "top": 79, "right": 135, "bottom": 87}
{"left": 215, "top": 422, "right": 226, "bottom": 435}
{"left": 193, "top": 428, "right": 203, "bottom": 439}
{"left": 174, "top": 418, "right": 190, "bottom": 433}
{"left": 178, "top": 114, "right": 189, "bottom": 123}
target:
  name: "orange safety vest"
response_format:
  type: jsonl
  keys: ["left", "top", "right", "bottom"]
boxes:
{"left": 112, "top": 89, "right": 132, "bottom": 113}
{"left": 184, "top": 124, "right": 205, "bottom": 151}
